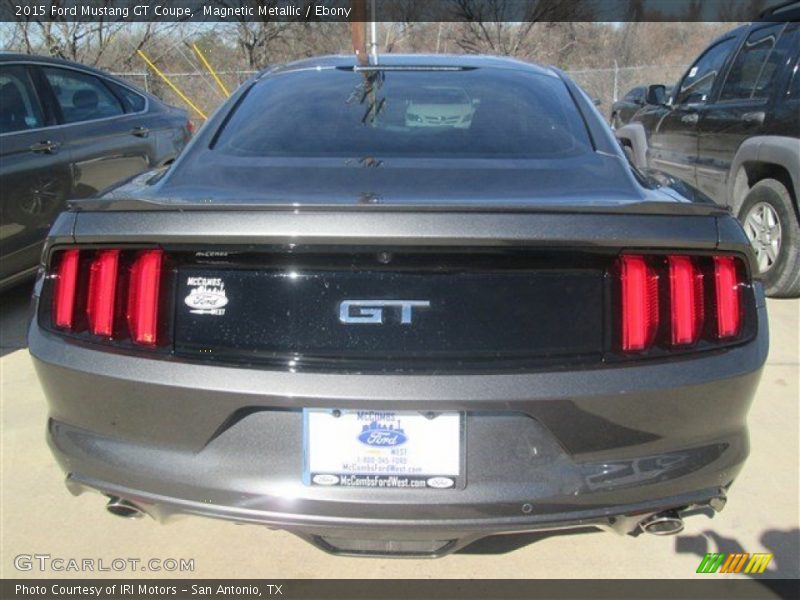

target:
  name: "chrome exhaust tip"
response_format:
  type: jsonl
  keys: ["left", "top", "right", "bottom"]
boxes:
{"left": 106, "top": 496, "right": 145, "bottom": 519}
{"left": 640, "top": 510, "right": 684, "bottom": 536}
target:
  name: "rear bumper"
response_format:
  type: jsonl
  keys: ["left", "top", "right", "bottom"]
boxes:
{"left": 30, "top": 297, "right": 768, "bottom": 556}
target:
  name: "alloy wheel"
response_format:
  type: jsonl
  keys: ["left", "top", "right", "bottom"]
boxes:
{"left": 743, "top": 201, "right": 782, "bottom": 273}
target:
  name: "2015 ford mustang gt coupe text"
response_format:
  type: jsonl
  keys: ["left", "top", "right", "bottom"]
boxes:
{"left": 30, "top": 55, "right": 768, "bottom": 557}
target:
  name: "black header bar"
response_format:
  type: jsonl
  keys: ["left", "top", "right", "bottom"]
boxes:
{"left": 1, "top": 0, "right": 798, "bottom": 23}
{"left": 2, "top": 579, "right": 798, "bottom": 600}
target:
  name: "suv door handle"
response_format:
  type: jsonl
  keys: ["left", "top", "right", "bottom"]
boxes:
{"left": 742, "top": 111, "right": 765, "bottom": 125}
{"left": 29, "top": 141, "right": 61, "bottom": 154}
{"left": 680, "top": 113, "right": 699, "bottom": 125}
{"left": 130, "top": 126, "right": 150, "bottom": 138}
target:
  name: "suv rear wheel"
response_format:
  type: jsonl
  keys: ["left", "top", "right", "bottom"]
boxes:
{"left": 739, "top": 178, "right": 800, "bottom": 298}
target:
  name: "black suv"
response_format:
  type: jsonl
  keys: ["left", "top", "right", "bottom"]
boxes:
{"left": 610, "top": 85, "right": 667, "bottom": 129}
{"left": 0, "top": 54, "right": 192, "bottom": 291}
{"left": 616, "top": 11, "right": 800, "bottom": 297}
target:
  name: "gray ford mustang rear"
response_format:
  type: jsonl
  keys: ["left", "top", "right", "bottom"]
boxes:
{"left": 29, "top": 55, "right": 768, "bottom": 557}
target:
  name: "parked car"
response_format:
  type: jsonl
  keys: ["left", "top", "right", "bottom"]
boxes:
{"left": 0, "top": 54, "right": 192, "bottom": 291}
{"left": 616, "top": 10, "right": 800, "bottom": 296}
{"left": 405, "top": 86, "right": 475, "bottom": 129}
{"left": 30, "top": 54, "right": 767, "bottom": 558}
{"left": 610, "top": 84, "right": 667, "bottom": 129}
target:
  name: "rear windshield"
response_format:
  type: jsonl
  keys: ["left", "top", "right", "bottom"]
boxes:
{"left": 212, "top": 67, "right": 592, "bottom": 159}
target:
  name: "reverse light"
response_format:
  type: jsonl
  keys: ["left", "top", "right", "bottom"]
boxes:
{"left": 86, "top": 249, "right": 120, "bottom": 337}
{"left": 619, "top": 255, "right": 659, "bottom": 352}
{"left": 127, "top": 249, "right": 164, "bottom": 346}
{"left": 714, "top": 256, "right": 742, "bottom": 339}
{"left": 668, "top": 256, "right": 704, "bottom": 346}
{"left": 52, "top": 249, "right": 80, "bottom": 330}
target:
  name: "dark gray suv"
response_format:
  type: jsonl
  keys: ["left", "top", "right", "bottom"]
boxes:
{"left": 0, "top": 54, "right": 191, "bottom": 291}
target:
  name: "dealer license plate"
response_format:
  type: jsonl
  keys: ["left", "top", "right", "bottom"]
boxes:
{"left": 303, "top": 409, "right": 463, "bottom": 489}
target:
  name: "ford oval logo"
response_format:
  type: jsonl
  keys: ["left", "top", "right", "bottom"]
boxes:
{"left": 185, "top": 289, "right": 228, "bottom": 310}
{"left": 427, "top": 477, "right": 455, "bottom": 489}
{"left": 312, "top": 474, "right": 340, "bottom": 486}
{"left": 358, "top": 427, "right": 407, "bottom": 447}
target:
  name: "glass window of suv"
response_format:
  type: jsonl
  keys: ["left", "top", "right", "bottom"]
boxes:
{"left": 677, "top": 37, "right": 737, "bottom": 105}
{"left": 0, "top": 65, "right": 45, "bottom": 134}
{"left": 720, "top": 24, "right": 785, "bottom": 101}
{"left": 624, "top": 87, "right": 643, "bottom": 103}
{"left": 41, "top": 67, "right": 124, "bottom": 124}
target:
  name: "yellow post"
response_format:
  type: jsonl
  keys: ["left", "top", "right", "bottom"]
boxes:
{"left": 137, "top": 50, "right": 207, "bottom": 120}
{"left": 192, "top": 43, "right": 231, "bottom": 98}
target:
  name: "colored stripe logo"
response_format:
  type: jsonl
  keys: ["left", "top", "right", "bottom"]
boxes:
{"left": 697, "top": 553, "right": 772, "bottom": 574}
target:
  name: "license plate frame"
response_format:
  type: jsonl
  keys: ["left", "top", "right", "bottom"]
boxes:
{"left": 303, "top": 409, "right": 465, "bottom": 490}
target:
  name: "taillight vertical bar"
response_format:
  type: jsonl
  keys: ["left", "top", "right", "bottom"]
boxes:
{"left": 668, "top": 255, "right": 704, "bottom": 346}
{"left": 52, "top": 249, "right": 80, "bottom": 330}
{"left": 714, "top": 256, "right": 742, "bottom": 339}
{"left": 619, "top": 255, "right": 659, "bottom": 352}
{"left": 127, "top": 249, "right": 163, "bottom": 346}
{"left": 86, "top": 250, "right": 120, "bottom": 337}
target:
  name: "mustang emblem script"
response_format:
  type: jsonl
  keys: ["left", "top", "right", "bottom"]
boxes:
{"left": 338, "top": 300, "right": 431, "bottom": 325}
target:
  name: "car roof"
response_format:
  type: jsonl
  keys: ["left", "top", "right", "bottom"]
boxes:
{"left": 262, "top": 54, "right": 559, "bottom": 78}
{"left": 2, "top": 52, "right": 112, "bottom": 76}
{"left": 0, "top": 52, "right": 157, "bottom": 99}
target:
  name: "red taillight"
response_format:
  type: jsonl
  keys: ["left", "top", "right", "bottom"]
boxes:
{"left": 127, "top": 249, "right": 164, "bottom": 346}
{"left": 49, "top": 247, "right": 165, "bottom": 347}
{"left": 86, "top": 249, "right": 120, "bottom": 337}
{"left": 668, "top": 256, "right": 704, "bottom": 346}
{"left": 619, "top": 255, "right": 659, "bottom": 352}
{"left": 714, "top": 255, "right": 742, "bottom": 339}
{"left": 617, "top": 253, "right": 748, "bottom": 353}
{"left": 52, "top": 249, "right": 80, "bottom": 329}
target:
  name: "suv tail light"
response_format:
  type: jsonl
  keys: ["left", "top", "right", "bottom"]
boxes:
{"left": 617, "top": 253, "right": 748, "bottom": 354}
{"left": 48, "top": 248, "right": 166, "bottom": 347}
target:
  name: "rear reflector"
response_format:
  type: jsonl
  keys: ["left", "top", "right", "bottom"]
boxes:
{"left": 668, "top": 256, "right": 704, "bottom": 346}
{"left": 52, "top": 249, "right": 80, "bottom": 329}
{"left": 619, "top": 255, "right": 659, "bottom": 352}
{"left": 714, "top": 256, "right": 742, "bottom": 339}
{"left": 86, "top": 249, "right": 120, "bottom": 337}
{"left": 127, "top": 249, "right": 164, "bottom": 346}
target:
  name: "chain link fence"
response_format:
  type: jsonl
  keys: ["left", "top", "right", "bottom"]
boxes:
{"left": 567, "top": 64, "right": 689, "bottom": 118}
{"left": 111, "top": 63, "right": 690, "bottom": 124}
